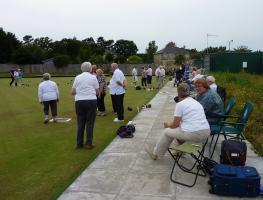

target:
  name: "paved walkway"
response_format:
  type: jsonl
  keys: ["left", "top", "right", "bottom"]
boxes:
{"left": 58, "top": 81, "right": 263, "bottom": 200}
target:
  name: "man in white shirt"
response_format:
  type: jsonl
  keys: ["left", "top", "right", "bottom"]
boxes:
{"left": 109, "top": 63, "right": 126, "bottom": 122}
{"left": 38, "top": 73, "right": 59, "bottom": 124}
{"left": 145, "top": 83, "right": 210, "bottom": 160}
{"left": 146, "top": 65, "right": 153, "bottom": 90}
{"left": 71, "top": 62, "right": 99, "bottom": 149}
{"left": 131, "top": 67, "right": 138, "bottom": 87}
{"left": 206, "top": 76, "right": 217, "bottom": 93}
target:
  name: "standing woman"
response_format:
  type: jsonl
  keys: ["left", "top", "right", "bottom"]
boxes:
{"left": 71, "top": 62, "right": 99, "bottom": 149}
{"left": 38, "top": 73, "right": 59, "bottom": 124}
{"left": 96, "top": 68, "right": 107, "bottom": 116}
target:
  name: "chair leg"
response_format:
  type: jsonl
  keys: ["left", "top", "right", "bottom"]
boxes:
{"left": 210, "top": 134, "right": 220, "bottom": 159}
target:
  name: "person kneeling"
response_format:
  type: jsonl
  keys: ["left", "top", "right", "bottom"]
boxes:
{"left": 144, "top": 83, "right": 210, "bottom": 160}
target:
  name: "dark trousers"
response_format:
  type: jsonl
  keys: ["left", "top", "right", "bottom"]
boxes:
{"left": 111, "top": 94, "right": 117, "bottom": 113}
{"left": 141, "top": 78, "right": 147, "bottom": 87}
{"left": 75, "top": 100, "right": 97, "bottom": 147}
{"left": 97, "top": 93, "right": 106, "bottom": 112}
{"left": 43, "top": 100, "right": 57, "bottom": 116}
{"left": 10, "top": 77, "right": 17, "bottom": 86}
{"left": 112, "top": 94, "right": 124, "bottom": 120}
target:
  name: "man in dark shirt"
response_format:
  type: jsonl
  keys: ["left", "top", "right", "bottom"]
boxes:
{"left": 9, "top": 68, "right": 15, "bottom": 86}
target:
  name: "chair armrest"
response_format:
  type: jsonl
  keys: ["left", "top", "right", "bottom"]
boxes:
{"left": 219, "top": 121, "right": 245, "bottom": 126}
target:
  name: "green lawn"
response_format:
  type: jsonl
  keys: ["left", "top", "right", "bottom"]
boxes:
{"left": 0, "top": 76, "right": 161, "bottom": 200}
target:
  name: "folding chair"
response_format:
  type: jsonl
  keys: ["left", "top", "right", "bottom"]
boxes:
{"left": 208, "top": 97, "right": 236, "bottom": 157}
{"left": 168, "top": 139, "right": 208, "bottom": 187}
{"left": 209, "top": 100, "right": 253, "bottom": 159}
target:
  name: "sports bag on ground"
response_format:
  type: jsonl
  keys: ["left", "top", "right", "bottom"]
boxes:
{"left": 220, "top": 139, "right": 247, "bottom": 166}
{"left": 116, "top": 124, "right": 136, "bottom": 138}
{"left": 210, "top": 164, "right": 260, "bottom": 197}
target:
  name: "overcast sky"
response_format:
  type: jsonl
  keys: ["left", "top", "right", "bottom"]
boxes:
{"left": 1, "top": 0, "right": 263, "bottom": 52}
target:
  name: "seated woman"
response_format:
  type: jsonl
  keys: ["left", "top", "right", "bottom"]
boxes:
{"left": 144, "top": 83, "right": 210, "bottom": 160}
{"left": 194, "top": 78, "right": 224, "bottom": 123}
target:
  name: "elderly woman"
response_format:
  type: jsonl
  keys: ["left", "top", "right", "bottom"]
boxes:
{"left": 145, "top": 83, "right": 210, "bottom": 160}
{"left": 195, "top": 78, "right": 223, "bottom": 123}
{"left": 38, "top": 73, "right": 59, "bottom": 124}
{"left": 71, "top": 62, "right": 99, "bottom": 149}
{"left": 206, "top": 75, "right": 217, "bottom": 93}
{"left": 96, "top": 68, "right": 106, "bottom": 116}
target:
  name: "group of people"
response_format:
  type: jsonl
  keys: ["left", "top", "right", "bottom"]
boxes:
{"left": 131, "top": 65, "right": 166, "bottom": 91}
{"left": 38, "top": 62, "right": 126, "bottom": 149}
{"left": 9, "top": 68, "right": 24, "bottom": 87}
{"left": 145, "top": 70, "right": 224, "bottom": 160}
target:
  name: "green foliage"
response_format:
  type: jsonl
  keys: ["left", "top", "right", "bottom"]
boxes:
{"left": 145, "top": 40, "right": 158, "bottom": 63}
{"left": 113, "top": 39, "right": 138, "bottom": 63}
{"left": 234, "top": 45, "right": 252, "bottom": 52}
{"left": 174, "top": 54, "right": 186, "bottom": 65}
{"left": 213, "top": 72, "right": 263, "bottom": 156}
{"left": 126, "top": 55, "right": 143, "bottom": 64}
{"left": 0, "top": 77, "right": 160, "bottom": 200}
{"left": 104, "top": 52, "right": 114, "bottom": 63}
{"left": 33, "top": 37, "right": 53, "bottom": 51}
{"left": 0, "top": 27, "right": 21, "bottom": 62}
{"left": 13, "top": 45, "right": 44, "bottom": 64}
{"left": 90, "top": 54, "right": 103, "bottom": 64}
{"left": 53, "top": 54, "right": 70, "bottom": 68}
{"left": 202, "top": 46, "right": 226, "bottom": 54}
{"left": 136, "top": 53, "right": 147, "bottom": 63}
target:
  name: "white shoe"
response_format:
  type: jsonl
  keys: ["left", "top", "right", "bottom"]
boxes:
{"left": 144, "top": 144, "right": 157, "bottom": 160}
{"left": 113, "top": 118, "right": 124, "bottom": 122}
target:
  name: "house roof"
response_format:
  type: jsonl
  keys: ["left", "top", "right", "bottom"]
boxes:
{"left": 155, "top": 42, "right": 189, "bottom": 54}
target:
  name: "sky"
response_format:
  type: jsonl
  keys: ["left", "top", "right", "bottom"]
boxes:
{"left": 1, "top": 0, "right": 263, "bottom": 53}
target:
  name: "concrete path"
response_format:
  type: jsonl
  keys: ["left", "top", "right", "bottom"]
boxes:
{"left": 58, "top": 81, "right": 263, "bottom": 200}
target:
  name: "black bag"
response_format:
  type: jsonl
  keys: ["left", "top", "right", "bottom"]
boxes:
{"left": 135, "top": 86, "right": 142, "bottom": 90}
{"left": 220, "top": 139, "right": 247, "bottom": 166}
{"left": 210, "top": 164, "right": 260, "bottom": 197}
{"left": 116, "top": 124, "right": 135, "bottom": 138}
{"left": 203, "top": 157, "right": 218, "bottom": 176}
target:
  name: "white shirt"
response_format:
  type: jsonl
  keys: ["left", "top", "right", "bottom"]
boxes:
{"left": 155, "top": 67, "right": 160, "bottom": 76}
{"left": 210, "top": 83, "right": 217, "bottom": 93}
{"left": 160, "top": 68, "right": 165, "bottom": 77}
{"left": 174, "top": 97, "right": 210, "bottom": 132}
{"left": 109, "top": 68, "right": 126, "bottom": 95}
{"left": 38, "top": 80, "right": 59, "bottom": 102}
{"left": 132, "top": 68, "right": 137, "bottom": 76}
{"left": 72, "top": 72, "right": 99, "bottom": 101}
{"left": 14, "top": 71, "right": 19, "bottom": 77}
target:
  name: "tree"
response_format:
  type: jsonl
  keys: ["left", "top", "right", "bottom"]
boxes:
{"left": 23, "top": 35, "right": 34, "bottom": 45}
{"left": 174, "top": 54, "right": 186, "bottom": 66}
{"left": 104, "top": 52, "right": 114, "bottom": 63}
{"left": 33, "top": 37, "right": 53, "bottom": 51}
{"left": 53, "top": 54, "right": 70, "bottom": 68}
{"left": 145, "top": 41, "right": 158, "bottom": 63}
{"left": 13, "top": 45, "right": 44, "bottom": 64}
{"left": 127, "top": 55, "right": 143, "bottom": 64}
{"left": 0, "top": 28, "right": 21, "bottom": 63}
{"left": 97, "top": 36, "right": 114, "bottom": 50}
{"left": 234, "top": 46, "right": 252, "bottom": 52}
{"left": 202, "top": 46, "right": 226, "bottom": 54}
{"left": 113, "top": 39, "right": 138, "bottom": 63}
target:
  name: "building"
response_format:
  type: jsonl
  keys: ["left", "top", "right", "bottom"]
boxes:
{"left": 154, "top": 42, "right": 190, "bottom": 66}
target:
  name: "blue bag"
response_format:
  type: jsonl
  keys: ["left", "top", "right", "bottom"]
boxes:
{"left": 210, "top": 164, "right": 260, "bottom": 197}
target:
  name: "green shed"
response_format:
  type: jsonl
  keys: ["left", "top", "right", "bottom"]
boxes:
{"left": 204, "top": 52, "right": 263, "bottom": 73}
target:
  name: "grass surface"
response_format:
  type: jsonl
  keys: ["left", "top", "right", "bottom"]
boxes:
{"left": 0, "top": 76, "right": 161, "bottom": 200}
{"left": 213, "top": 72, "right": 263, "bottom": 156}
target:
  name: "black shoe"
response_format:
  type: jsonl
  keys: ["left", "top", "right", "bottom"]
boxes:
{"left": 44, "top": 119, "right": 49, "bottom": 124}
{"left": 75, "top": 145, "right": 83, "bottom": 149}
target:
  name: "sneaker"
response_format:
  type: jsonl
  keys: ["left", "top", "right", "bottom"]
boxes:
{"left": 44, "top": 118, "right": 49, "bottom": 124}
{"left": 52, "top": 118, "right": 57, "bottom": 123}
{"left": 144, "top": 144, "right": 157, "bottom": 160}
{"left": 113, "top": 118, "right": 124, "bottom": 122}
{"left": 100, "top": 112, "right": 106, "bottom": 116}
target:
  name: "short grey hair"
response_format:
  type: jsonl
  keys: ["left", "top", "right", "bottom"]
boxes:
{"left": 177, "top": 83, "right": 190, "bottom": 98}
{"left": 206, "top": 76, "right": 215, "bottom": 83}
{"left": 81, "top": 62, "right": 92, "bottom": 72}
{"left": 111, "top": 63, "right": 118, "bottom": 69}
{"left": 43, "top": 73, "right": 51, "bottom": 80}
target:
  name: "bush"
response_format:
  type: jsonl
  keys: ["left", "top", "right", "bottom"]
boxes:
{"left": 127, "top": 55, "right": 143, "bottom": 64}
{"left": 53, "top": 54, "right": 70, "bottom": 68}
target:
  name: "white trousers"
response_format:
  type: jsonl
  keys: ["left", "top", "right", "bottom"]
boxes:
{"left": 153, "top": 127, "right": 210, "bottom": 158}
